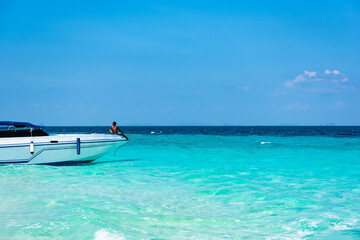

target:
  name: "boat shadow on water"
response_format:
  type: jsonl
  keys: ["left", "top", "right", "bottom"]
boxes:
{"left": 44, "top": 159, "right": 141, "bottom": 167}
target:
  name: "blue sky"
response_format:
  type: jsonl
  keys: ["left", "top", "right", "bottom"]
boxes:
{"left": 1, "top": 0, "right": 359, "bottom": 125}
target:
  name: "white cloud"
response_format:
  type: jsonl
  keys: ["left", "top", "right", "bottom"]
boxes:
{"left": 304, "top": 71, "right": 317, "bottom": 77}
{"left": 284, "top": 74, "right": 306, "bottom": 88}
{"left": 281, "top": 69, "right": 350, "bottom": 93}
{"left": 325, "top": 69, "right": 340, "bottom": 75}
{"left": 284, "top": 70, "right": 317, "bottom": 88}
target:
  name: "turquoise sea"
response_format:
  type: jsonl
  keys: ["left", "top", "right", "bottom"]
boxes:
{"left": 1, "top": 127, "right": 360, "bottom": 239}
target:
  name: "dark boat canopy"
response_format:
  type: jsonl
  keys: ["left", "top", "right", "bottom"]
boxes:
{"left": 0, "top": 121, "right": 43, "bottom": 128}
{"left": 0, "top": 121, "right": 48, "bottom": 138}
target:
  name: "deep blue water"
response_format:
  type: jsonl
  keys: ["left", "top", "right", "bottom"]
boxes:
{"left": 45, "top": 126, "right": 360, "bottom": 137}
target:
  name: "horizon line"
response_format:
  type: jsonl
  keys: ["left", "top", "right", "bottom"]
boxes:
{"left": 43, "top": 125, "right": 360, "bottom": 127}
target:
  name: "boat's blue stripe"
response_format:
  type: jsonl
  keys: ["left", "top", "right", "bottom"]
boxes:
{"left": 0, "top": 161, "right": 29, "bottom": 164}
{"left": 0, "top": 159, "right": 28, "bottom": 162}
{"left": 0, "top": 139, "right": 126, "bottom": 148}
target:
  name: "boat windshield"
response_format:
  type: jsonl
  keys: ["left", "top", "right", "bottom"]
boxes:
{"left": 0, "top": 125, "right": 49, "bottom": 138}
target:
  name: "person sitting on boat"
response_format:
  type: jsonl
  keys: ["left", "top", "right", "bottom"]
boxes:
{"left": 110, "top": 122, "right": 129, "bottom": 140}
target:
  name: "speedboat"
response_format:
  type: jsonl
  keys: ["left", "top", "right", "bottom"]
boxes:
{"left": 0, "top": 121, "right": 128, "bottom": 165}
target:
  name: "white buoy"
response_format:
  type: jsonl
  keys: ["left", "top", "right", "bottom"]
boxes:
{"left": 30, "top": 141, "right": 34, "bottom": 154}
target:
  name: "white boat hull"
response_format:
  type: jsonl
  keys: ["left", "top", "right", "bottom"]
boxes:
{"left": 0, "top": 134, "right": 128, "bottom": 165}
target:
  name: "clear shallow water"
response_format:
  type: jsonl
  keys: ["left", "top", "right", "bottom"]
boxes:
{"left": 1, "top": 127, "right": 360, "bottom": 239}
